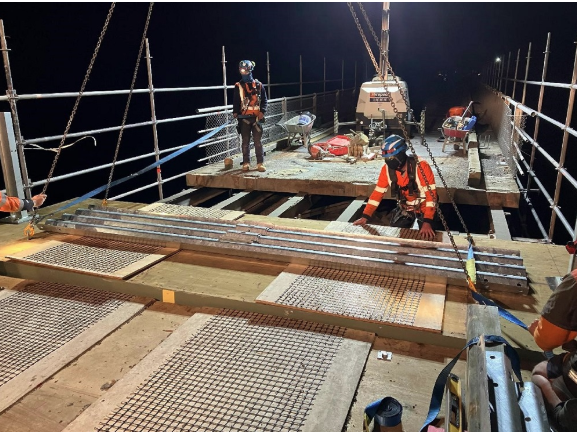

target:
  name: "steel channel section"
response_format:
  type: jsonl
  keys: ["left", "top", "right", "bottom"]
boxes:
{"left": 48, "top": 214, "right": 525, "bottom": 278}
{"left": 89, "top": 206, "right": 524, "bottom": 266}
{"left": 41, "top": 208, "right": 528, "bottom": 292}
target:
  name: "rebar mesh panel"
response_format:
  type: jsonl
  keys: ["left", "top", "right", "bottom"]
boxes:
{"left": 65, "top": 237, "right": 164, "bottom": 254}
{"left": 328, "top": 222, "right": 401, "bottom": 238}
{"left": 18, "top": 243, "right": 155, "bottom": 276}
{"left": 140, "top": 203, "right": 241, "bottom": 219}
{"left": 0, "top": 282, "right": 131, "bottom": 387}
{"left": 276, "top": 266, "right": 425, "bottom": 326}
{"left": 97, "top": 310, "right": 346, "bottom": 432}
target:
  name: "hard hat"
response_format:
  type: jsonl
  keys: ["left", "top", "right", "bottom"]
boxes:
{"left": 239, "top": 60, "right": 255, "bottom": 75}
{"left": 382, "top": 134, "right": 408, "bottom": 171}
{"left": 381, "top": 134, "right": 407, "bottom": 157}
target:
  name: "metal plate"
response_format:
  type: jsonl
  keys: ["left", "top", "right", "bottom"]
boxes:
{"left": 96, "top": 310, "right": 347, "bottom": 432}
{"left": 0, "top": 282, "right": 131, "bottom": 387}
{"left": 139, "top": 203, "right": 244, "bottom": 220}
{"left": 275, "top": 266, "right": 426, "bottom": 326}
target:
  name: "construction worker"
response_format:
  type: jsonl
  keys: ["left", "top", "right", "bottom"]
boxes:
{"left": 529, "top": 268, "right": 577, "bottom": 431}
{"left": 233, "top": 60, "right": 268, "bottom": 172}
{"left": 353, "top": 135, "right": 438, "bottom": 241}
{"left": 0, "top": 191, "right": 46, "bottom": 213}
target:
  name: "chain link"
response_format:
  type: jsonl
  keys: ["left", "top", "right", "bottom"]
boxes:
{"left": 103, "top": 2, "right": 154, "bottom": 203}
{"left": 347, "top": 3, "right": 380, "bottom": 75}
{"left": 350, "top": 2, "right": 475, "bottom": 287}
{"left": 24, "top": 3, "right": 115, "bottom": 236}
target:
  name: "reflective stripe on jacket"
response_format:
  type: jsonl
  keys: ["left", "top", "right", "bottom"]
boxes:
{"left": 363, "top": 157, "right": 437, "bottom": 220}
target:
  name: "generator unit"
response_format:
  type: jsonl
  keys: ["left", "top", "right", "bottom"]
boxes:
{"left": 355, "top": 76, "right": 413, "bottom": 146}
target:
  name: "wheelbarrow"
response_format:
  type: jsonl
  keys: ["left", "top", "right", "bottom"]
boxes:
{"left": 279, "top": 112, "right": 316, "bottom": 148}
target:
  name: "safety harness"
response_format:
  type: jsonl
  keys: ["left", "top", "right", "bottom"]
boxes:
{"left": 388, "top": 155, "right": 418, "bottom": 200}
{"left": 236, "top": 79, "right": 262, "bottom": 116}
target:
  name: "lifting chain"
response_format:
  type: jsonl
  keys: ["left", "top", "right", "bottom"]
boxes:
{"left": 349, "top": 2, "right": 476, "bottom": 289}
{"left": 347, "top": 3, "right": 380, "bottom": 75}
{"left": 24, "top": 2, "right": 116, "bottom": 238}
{"left": 103, "top": 2, "right": 154, "bottom": 205}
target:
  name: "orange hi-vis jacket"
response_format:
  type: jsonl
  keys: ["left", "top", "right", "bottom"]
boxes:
{"left": 235, "top": 80, "right": 262, "bottom": 117}
{"left": 533, "top": 269, "right": 577, "bottom": 351}
{"left": 0, "top": 191, "right": 31, "bottom": 212}
{"left": 362, "top": 157, "right": 438, "bottom": 222}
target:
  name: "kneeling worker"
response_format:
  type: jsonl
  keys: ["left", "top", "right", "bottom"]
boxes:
{"left": 353, "top": 135, "right": 438, "bottom": 241}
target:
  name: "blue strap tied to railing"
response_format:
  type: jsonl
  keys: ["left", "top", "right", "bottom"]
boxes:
{"left": 36, "top": 121, "right": 230, "bottom": 224}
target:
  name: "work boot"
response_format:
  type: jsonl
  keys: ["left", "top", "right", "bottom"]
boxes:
{"left": 242, "top": 163, "right": 250, "bottom": 172}
{"left": 257, "top": 163, "right": 266, "bottom": 172}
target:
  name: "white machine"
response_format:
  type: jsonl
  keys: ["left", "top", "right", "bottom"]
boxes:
{"left": 355, "top": 76, "right": 413, "bottom": 146}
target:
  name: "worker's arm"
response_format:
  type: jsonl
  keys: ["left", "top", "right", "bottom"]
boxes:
{"left": 232, "top": 83, "right": 241, "bottom": 118}
{"left": 354, "top": 166, "right": 390, "bottom": 225}
{"left": 531, "top": 316, "right": 577, "bottom": 351}
{"left": 259, "top": 81, "right": 268, "bottom": 115}
{"left": 531, "top": 269, "right": 577, "bottom": 351}
{"left": 417, "top": 160, "right": 437, "bottom": 223}
{"left": 0, "top": 192, "right": 46, "bottom": 212}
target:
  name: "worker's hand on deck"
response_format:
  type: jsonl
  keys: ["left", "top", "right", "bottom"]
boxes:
{"left": 32, "top": 194, "right": 47, "bottom": 208}
{"left": 419, "top": 222, "right": 435, "bottom": 240}
{"left": 257, "top": 112, "right": 264, "bottom": 120}
{"left": 353, "top": 217, "right": 368, "bottom": 226}
{"left": 233, "top": 113, "right": 238, "bottom": 119}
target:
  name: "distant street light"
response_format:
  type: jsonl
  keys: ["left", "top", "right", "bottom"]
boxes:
{"left": 495, "top": 57, "right": 501, "bottom": 62}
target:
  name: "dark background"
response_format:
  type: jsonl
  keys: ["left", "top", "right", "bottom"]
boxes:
{"left": 0, "top": 2, "right": 576, "bottom": 242}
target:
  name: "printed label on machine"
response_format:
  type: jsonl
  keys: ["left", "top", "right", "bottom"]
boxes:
{"left": 369, "top": 92, "right": 391, "bottom": 102}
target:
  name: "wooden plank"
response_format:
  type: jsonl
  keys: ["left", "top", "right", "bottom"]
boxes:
{"left": 0, "top": 297, "right": 147, "bottom": 414}
{"left": 413, "top": 277, "right": 448, "bottom": 331}
{"left": 302, "top": 329, "right": 374, "bottom": 432}
{"left": 465, "top": 304, "right": 500, "bottom": 432}
{"left": 6, "top": 239, "right": 176, "bottom": 280}
{"left": 254, "top": 264, "right": 306, "bottom": 303}
{"left": 336, "top": 198, "right": 366, "bottom": 222}
{"left": 62, "top": 313, "right": 215, "bottom": 432}
{"left": 268, "top": 194, "right": 308, "bottom": 218}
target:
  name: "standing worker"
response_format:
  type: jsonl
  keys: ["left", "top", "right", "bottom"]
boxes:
{"left": 353, "top": 135, "right": 438, "bottom": 241}
{"left": 233, "top": 60, "right": 268, "bottom": 172}
{"left": 0, "top": 191, "right": 46, "bottom": 213}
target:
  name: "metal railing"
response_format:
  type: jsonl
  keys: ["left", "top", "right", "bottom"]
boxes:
{"left": 0, "top": 23, "right": 359, "bottom": 214}
{"left": 482, "top": 31, "right": 577, "bottom": 271}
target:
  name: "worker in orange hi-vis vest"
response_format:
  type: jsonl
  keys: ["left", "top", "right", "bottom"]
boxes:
{"left": 0, "top": 192, "right": 46, "bottom": 213}
{"left": 233, "top": 60, "right": 268, "bottom": 173}
{"left": 353, "top": 135, "right": 438, "bottom": 241}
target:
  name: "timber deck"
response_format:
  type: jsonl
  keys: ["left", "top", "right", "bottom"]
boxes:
{"left": 186, "top": 132, "right": 520, "bottom": 209}
{"left": 0, "top": 198, "right": 566, "bottom": 432}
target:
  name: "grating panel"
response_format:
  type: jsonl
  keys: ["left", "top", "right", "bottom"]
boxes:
{"left": 276, "top": 266, "right": 425, "bottom": 326}
{"left": 140, "top": 203, "right": 242, "bottom": 219}
{"left": 97, "top": 310, "right": 346, "bottom": 432}
{"left": 65, "top": 237, "right": 164, "bottom": 254}
{"left": 0, "top": 283, "right": 131, "bottom": 387}
{"left": 326, "top": 221, "right": 401, "bottom": 238}
{"left": 19, "top": 243, "right": 153, "bottom": 276}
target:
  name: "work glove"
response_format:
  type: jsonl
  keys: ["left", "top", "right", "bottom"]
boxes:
{"left": 233, "top": 113, "right": 238, "bottom": 119}
{"left": 257, "top": 112, "right": 265, "bottom": 120}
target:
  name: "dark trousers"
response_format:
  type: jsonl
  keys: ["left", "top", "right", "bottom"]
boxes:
{"left": 240, "top": 116, "right": 264, "bottom": 165}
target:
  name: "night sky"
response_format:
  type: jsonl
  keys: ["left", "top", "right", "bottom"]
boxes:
{"left": 0, "top": 2, "right": 576, "bottom": 214}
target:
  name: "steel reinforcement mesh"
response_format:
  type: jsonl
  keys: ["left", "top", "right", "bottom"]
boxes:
{"left": 97, "top": 310, "right": 346, "bottom": 432}
{"left": 201, "top": 89, "right": 355, "bottom": 165}
{"left": 18, "top": 242, "right": 159, "bottom": 276}
{"left": 140, "top": 203, "right": 239, "bottom": 219}
{"left": 0, "top": 283, "right": 131, "bottom": 386}
{"left": 276, "top": 266, "right": 425, "bottom": 326}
